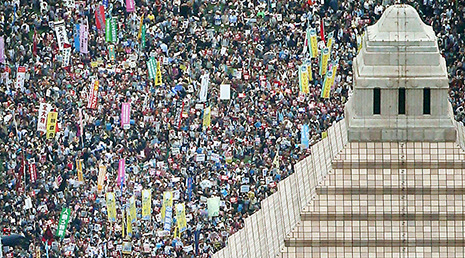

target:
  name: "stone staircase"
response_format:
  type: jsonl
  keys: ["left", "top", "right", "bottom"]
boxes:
{"left": 281, "top": 142, "right": 465, "bottom": 258}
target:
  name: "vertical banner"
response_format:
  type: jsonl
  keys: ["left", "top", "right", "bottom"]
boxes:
{"left": 106, "top": 192, "right": 117, "bottom": 222}
{"left": 141, "top": 24, "right": 146, "bottom": 49}
{"left": 108, "top": 45, "right": 115, "bottom": 61}
{"left": 95, "top": 5, "right": 106, "bottom": 30}
{"left": 126, "top": 0, "right": 135, "bottom": 12}
{"left": 301, "top": 124, "right": 310, "bottom": 149}
{"left": 330, "top": 60, "right": 339, "bottom": 87}
{"left": 202, "top": 106, "right": 211, "bottom": 128}
{"left": 105, "top": 16, "right": 112, "bottom": 42}
{"left": 15, "top": 66, "right": 26, "bottom": 89}
{"left": 141, "top": 189, "right": 151, "bottom": 220}
{"left": 320, "top": 17, "right": 325, "bottom": 44}
{"left": 187, "top": 177, "right": 193, "bottom": 202}
{"left": 111, "top": 17, "right": 117, "bottom": 43}
{"left": 129, "top": 196, "right": 136, "bottom": 223}
{"left": 76, "top": 159, "right": 83, "bottom": 182}
{"left": 54, "top": 20, "right": 69, "bottom": 50}
{"left": 117, "top": 158, "right": 125, "bottom": 186}
{"left": 137, "top": 14, "right": 144, "bottom": 40}
{"left": 147, "top": 57, "right": 156, "bottom": 80}
{"left": 319, "top": 47, "right": 330, "bottom": 76}
{"left": 163, "top": 205, "right": 173, "bottom": 233}
{"left": 207, "top": 197, "right": 220, "bottom": 217}
{"left": 176, "top": 203, "right": 187, "bottom": 233}
{"left": 0, "top": 36, "right": 4, "bottom": 63}
{"left": 62, "top": 43, "right": 72, "bottom": 68}
{"left": 80, "top": 23, "right": 88, "bottom": 54}
{"left": 126, "top": 209, "right": 132, "bottom": 237}
{"left": 97, "top": 164, "right": 106, "bottom": 192}
{"left": 161, "top": 191, "right": 173, "bottom": 221}
{"left": 56, "top": 208, "right": 71, "bottom": 238}
{"left": 306, "top": 59, "right": 313, "bottom": 82}
{"left": 326, "top": 31, "right": 334, "bottom": 53}
{"left": 299, "top": 65, "right": 309, "bottom": 94}
{"left": 154, "top": 60, "right": 162, "bottom": 86}
{"left": 73, "top": 24, "right": 80, "bottom": 52}
{"left": 29, "top": 162, "right": 37, "bottom": 184}
{"left": 321, "top": 70, "right": 333, "bottom": 99}
{"left": 309, "top": 28, "right": 318, "bottom": 58}
{"left": 46, "top": 111, "right": 58, "bottom": 139}
{"left": 199, "top": 74, "right": 209, "bottom": 102}
{"left": 37, "top": 103, "right": 52, "bottom": 133}
{"left": 87, "top": 79, "right": 99, "bottom": 109}
{"left": 121, "top": 102, "right": 131, "bottom": 129}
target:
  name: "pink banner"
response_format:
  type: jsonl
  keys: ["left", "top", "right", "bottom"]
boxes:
{"left": 0, "top": 36, "right": 4, "bottom": 63}
{"left": 126, "top": 0, "right": 135, "bottom": 12}
{"left": 117, "top": 158, "right": 125, "bottom": 186}
{"left": 121, "top": 102, "right": 131, "bottom": 129}
{"left": 79, "top": 23, "right": 88, "bottom": 54}
{"left": 95, "top": 5, "right": 106, "bottom": 30}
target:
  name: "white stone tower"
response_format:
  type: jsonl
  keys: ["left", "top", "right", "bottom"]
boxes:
{"left": 345, "top": 4, "right": 456, "bottom": 142}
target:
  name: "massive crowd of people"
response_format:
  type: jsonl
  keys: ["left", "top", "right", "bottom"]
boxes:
{"left": 0, "top": 0, "right": 463, "bottom": 257}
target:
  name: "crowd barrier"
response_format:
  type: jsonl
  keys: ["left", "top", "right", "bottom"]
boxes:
{"left": 213, "top": 119, "right": 348, "bottom": 258}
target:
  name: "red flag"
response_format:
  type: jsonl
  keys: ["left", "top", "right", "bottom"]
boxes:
{"left": 95, "top": 5, "right": 106, "bottom": 30}
{"left": 33, "top": 30, "right": 37, "bottom": 56}
{"left": 320, "top": 17, "right": 326, "bottom": 44}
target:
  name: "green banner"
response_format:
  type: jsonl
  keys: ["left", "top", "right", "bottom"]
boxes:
{"left": 105, "top": 17, "right": 112, "bottom": 42}
{"left": 147, "top": 57, "right": 156, "bottom": 80}
{"left": 141, "top": 24, "right": 146, "bottom": 49}
{"left": 56, "top": 207, "right": 71, "bottom": 238}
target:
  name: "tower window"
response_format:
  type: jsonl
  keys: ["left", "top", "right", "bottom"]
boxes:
{"left": 398, "top": 88, "right": 406, "bottom": 115}
{"left": 423, "top": 88, "right": 431, "bottom": 115}
{"left": 373, "top": 88, "right": 381, "bottom": 115}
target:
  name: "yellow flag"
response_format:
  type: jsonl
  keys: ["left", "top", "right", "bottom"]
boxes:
{"left": 300, "top": 65, "right": 309, "bottom": 94}
{"left": 76, "top": 159, "right": 84, "bottom": 182}
{"left": 173, "top": 226, "right": 178, "bottom": 239}
{"left": 46, "top": 112, "right": 58, "bottom": 139}
{"left": 161, "top": 191, "right": 173, "bottom": 220}
{"left": 309, "top": 28, "right": 318, "bottom": 58}
{"left": 106, "top": 192, "right": 117, "bottom": 222}
{"left": 321, "top": 70, "right": 333, "bottom": 99}
{"left": 141, "top": 189, "right": 152, "bottom": 220}
{"left": 306, "top": 60, "right": 312, "bottom": 82}
{"left": 154, "top": 61, "right": 162, "bottom": 86}
{"left": 176, "top": 203, "right": 187, "bottom": 233}
{"left": 202, "top": 106, "right": 211, "bottom": 128}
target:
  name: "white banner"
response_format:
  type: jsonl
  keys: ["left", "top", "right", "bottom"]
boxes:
{"left": 54, "top": 20, "right": 69, "bottom": 50}
{"left": 15, "top": 66, "right": 26, "bottom": 89}
{"left": 37, "top": 103, "right": 52, "bottom": 133}
{"left": 62, "top": 44, "right": 71, "bottom": 67}
{"left": 199, "top": 74, "right": 209, "bottom": 102}
{"left": 64, "top": 0, "right": 75, "bottom": 8}
{"left": 219, "top": 84, "right": 230, "bottom": 100}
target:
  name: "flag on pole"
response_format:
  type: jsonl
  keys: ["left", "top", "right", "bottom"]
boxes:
{"left": 141, "top": 189, "right": 151, "bottom": 220}
{"left": 309, "top": 28, "right": 318, "bottom": 58}
{"left": 106, "top": 192, "right": 117, "bottom": 222}
{"left": 319, "top": 47, "right": 330, "bottom": 76}
{"left": 320, "top": 17, "right": 325, "bottom": 44}
{"left": 321, "top": 70, "right": 333, "bottom": 99}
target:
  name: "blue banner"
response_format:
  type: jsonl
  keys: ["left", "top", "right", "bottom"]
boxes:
{"left": 74, "top": 24, "right": 80, "bottom": 52}
{"left": 301, "top": 124, "right": 310, "bottom": 149}
{"left": 187, "top": 177, "right": 193, "bottom": 202}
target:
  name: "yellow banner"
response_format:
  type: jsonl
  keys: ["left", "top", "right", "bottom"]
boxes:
{"left": 98, "top": 164, "right": 106, "bottom": 192}
{"left": 319, "top": 47, "right": 330, "bottom": 76}
{"left": 309, "top": 28, "right": 318, "bottom": 58}
{"left": 46, "top": 112, "right": 58, "bottom": 139}
{"left": 176, "top": 203, "right": 187, "bottom": 233}
{"left": 321, "top": 70, "right": 333, "bottom": 99}
{"left": 126, "top": 209, "right": 132, "bottom": 237}
{"left": 106, "top": 192, "right": 117, "bottom": 222}
{"left": 129, "top": 196, "right": 136, "bottom": 223}
{"left": 161, "top": 191, "right": 173, "bottom": 220}
{"left": 137, "top": 14, "right": 145, "bottom": 40}
{"left": 76, "top": 159, "right": 83, "bottom": 182}
{"left": 202, "top": 106, "right": 211, "bottom": 128}
{"left": 306, "top": 60, "right": 312, "bottom": 82}
{"left": 155, "top": 61, "right": 162, "bottom": 86}
{"left": 327, "top": 31, "right": 334, "bottom": 53}
{"left": 142, "top": 189, "right": 151, "bottom": 220}
{"left": 330, "top": 62, "right": 338, "bottom": 87}
{"left": 300, "top": 65, "right": 309, "bottom": 94}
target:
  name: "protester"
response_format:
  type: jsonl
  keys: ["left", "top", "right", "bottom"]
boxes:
{"left": 0, "top": 0, "right": 463, "bottom": 257}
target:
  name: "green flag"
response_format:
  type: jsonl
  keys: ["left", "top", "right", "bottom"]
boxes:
{"left": 141, "top": 24, "right": 146, "bottom": 49}
{"left": 147, "top": 57, "right": 156, "bottom": 80}
{"left": 56, "top": 207, "right": 71, "bottom": 238}
{"left": 111, "top": 17, "right": 118, "bottom": 43}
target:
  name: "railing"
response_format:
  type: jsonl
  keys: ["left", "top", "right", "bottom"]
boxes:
{"left": 213, "top": 119, "right": 349, "bottom": 258}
